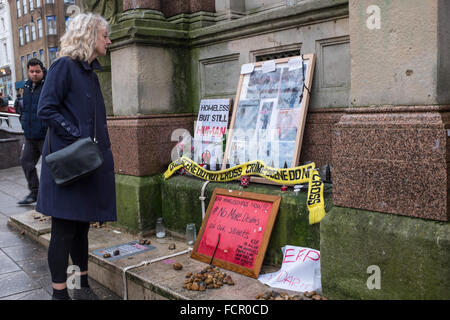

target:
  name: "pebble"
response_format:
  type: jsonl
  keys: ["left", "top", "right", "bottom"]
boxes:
{"left": 183, "top": 266, "right": 235, "bottom": 291}
{"left": 256, "top": 289, "right": 327, "bottom": 300}
{"left": 173, "top": 262, "right": 183, "bottom": 270}
{"left": 139, "top": 239, "right": 151, "bottom": 245}
{"left": 113, "top": 249, "right": 120, "bottom": 256}
{"left": 103, "top": 253, "right": 111, "bottom": 258}
{"left": 168, "top": 243, "right": 176, "bottom": 250}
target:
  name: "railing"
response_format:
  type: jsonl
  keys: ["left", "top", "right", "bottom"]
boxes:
{"left": 0, "top": 112, "right": 23, "bottom": 134}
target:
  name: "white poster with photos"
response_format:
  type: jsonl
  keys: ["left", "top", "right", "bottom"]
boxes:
{"left": 223, "top": 55, "right": 316, "bottom": 183}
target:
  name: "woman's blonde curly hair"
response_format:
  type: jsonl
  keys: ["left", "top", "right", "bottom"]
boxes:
{"left": 58, "top": 13, "right": 109, "bottom": 61}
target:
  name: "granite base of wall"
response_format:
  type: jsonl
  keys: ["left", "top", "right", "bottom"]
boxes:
{"left": 332, "top": 106, "right": 450, "bottom": 221}
{"left": 107, "top": 114, "right": 196, "bottom": 176}
{"left": 300, "top": 108, "right": 345, "bottom": 169}
{"left": 320, "top": 206, "right": 450, "bottom": 299}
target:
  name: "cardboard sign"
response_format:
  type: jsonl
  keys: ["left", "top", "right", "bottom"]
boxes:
{"left": 193, "top": 99, "right": 231, "bottom": 170}
{"left": 191, "top": 188, "right": 281, "bottom": 278}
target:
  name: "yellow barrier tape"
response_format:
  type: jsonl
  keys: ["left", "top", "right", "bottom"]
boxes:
{"left": 163, "top": 157, "right": 326, "bottom": 224}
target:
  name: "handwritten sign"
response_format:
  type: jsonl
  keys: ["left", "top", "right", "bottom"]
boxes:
{"left": 193, "top": 99, "right": 231, "bottom": 170}
{"left": 258, "top": 245, "right": 321, "bottom": 292}
{"left": 191, "top": 188, "right": 281, "bottom": 278}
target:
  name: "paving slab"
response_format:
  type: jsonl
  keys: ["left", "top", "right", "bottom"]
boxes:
{"left": 0, "top": 288, "right": 51, "bottom": 300}
{"left": 2, "top": 241, "right": 48, "bottom": 262}
{"left": 0, "top": 229, "right": 28, "bottom": 248}
{"left": 8, "top": 210, "right": 51, "bottom": 238}
{"left": 0, "top": 271, "right": 41, "bottom": 298}
{"left": 0, "top": 250, "right": 21, "bottom": 274}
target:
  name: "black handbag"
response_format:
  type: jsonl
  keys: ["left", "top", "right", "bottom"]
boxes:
{"left": 44, "top": 86, "right": 103, "bottom": 186}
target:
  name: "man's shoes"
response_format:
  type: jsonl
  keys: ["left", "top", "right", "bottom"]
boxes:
{"left": 17, "top": 193, "right": 37, "bottom": 205}
{"left": 73, "top": 287, "right": 100, "bottom": 300}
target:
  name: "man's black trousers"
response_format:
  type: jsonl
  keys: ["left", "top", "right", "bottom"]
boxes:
{"left": 20, "top": 138, "right": 44, "bottom": 195}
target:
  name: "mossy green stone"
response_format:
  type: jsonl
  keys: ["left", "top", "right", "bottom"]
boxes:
{"left": 112, "top": 174, "right": 162, "bottom": 234}
{"left": 320, "top": 206, "right": 450, "bottom": 300}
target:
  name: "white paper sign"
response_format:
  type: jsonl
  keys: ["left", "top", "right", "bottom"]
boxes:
{"left": 241, "top": 63, "right": 254, "bottom": 74}
{"left": 288, "top": 57, "right": 303, "bottom": 71}
{"left": 262, "top": 60, "right": 276, "bottom": 73}
{"left": 258, "top": 245, "right": 321, "bottom": 293}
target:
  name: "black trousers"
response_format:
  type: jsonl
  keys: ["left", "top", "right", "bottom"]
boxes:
{"left": 47, "top": 217, "right": 90, "bottom": 283}
{"left": 20, "top": 138, "right": 44, "bottom": 195}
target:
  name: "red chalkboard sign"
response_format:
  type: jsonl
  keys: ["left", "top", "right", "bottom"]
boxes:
{"left": 191, "top": 188, "right": 281, "bottom": 278}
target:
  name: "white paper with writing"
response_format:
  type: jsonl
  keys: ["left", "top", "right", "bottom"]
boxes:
{"left": 262, "top": 60, "right": 276, "bottom": 73}
{"left": 258, "top": 245, "right": 321, "bottom": 293}
{"left": 241, "top": 63, "right": 255, "bottom": 74}
{"left": 288, "top": 57, "right": 303, "bottom": 71}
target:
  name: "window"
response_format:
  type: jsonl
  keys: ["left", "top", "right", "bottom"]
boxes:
{"left": 3, "top": 43, "right": 8, "bottom": 64}
{"left": 21, "top": 56, "right": 26, "bottom": 80}
{"left": 64, "top": 0, "right": 75, "bottom": 3}
{"left": 46, "top": 16, "right": 56, "bottom": 35}
{"left": 27, "top": 54, "right": 31, "bottom": 62}
{"left": 33, "top": 51, "right": 37, "bottom": 58}
{"left": 23, "top": 0, "right": 28, "bottom": 15}
{"left": 1, "top": 18, "right": 5, "bottom": 32}
{"left": 46, "top": 0, "right": 55, "bottom": 3}
{"left": 37, "top": 19, "right": 43, "bottom": 38}
{"left": 48, "top": 47, "right": 57, "bottom": 65}
{"left": 36, "top": 0, "right": 41, "bottom": 7}
{"left": 39, "top": 49, "right": 45, "bottom": 65}
{"left": 19, "top": 28, "right": 24, "bottom": 46}
{"left": 25, "top": 25, "right": 30, "bottom": 43}
{"left": 29, "top": 0, "right": 34, "bottom": 11}
{"left": 16, "top": 0, "right": 22, "bottom": 18}
{"left": 65, "top": 16, "right": 72, "bottom": 31}
{"left": 31, "top": 23, "right": 36, "bottom": 41}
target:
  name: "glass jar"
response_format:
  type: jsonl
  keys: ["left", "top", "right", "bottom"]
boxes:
{"left": 186, "top": 223, "right": 196, "bottom": 245}
{"left": 313, "top": 267, "right": 322, "bottom": 295}
{"left": 155, "top": 217, "right": 166, "bottom": 238}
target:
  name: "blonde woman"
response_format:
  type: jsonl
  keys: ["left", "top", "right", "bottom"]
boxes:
{"left": 37, "top": 13, "right": 116, "bottom": 300}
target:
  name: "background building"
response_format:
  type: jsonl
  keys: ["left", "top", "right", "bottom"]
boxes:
{"left": 8, "top": 0, "right": 80, "bottom": 91}
{"left": 0, "top": 0, "right": 16, "bottom": 99}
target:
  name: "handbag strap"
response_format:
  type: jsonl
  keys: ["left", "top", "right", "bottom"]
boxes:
{"left": 47, "top": 70, "right": 98, "bottom": 153}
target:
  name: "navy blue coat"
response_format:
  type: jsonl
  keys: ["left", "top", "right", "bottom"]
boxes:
{"left": 36, "top": 57, "right": 117, "bottom": 223}
{"left": 20, "top": 78, "right": 48, "bottom": 139}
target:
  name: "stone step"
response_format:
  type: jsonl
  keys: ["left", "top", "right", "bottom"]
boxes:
{"left": 8, "top": 212, "right": 296, "bottom": 300}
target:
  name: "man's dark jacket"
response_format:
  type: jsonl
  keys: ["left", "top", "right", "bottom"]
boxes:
{"left": 20, "top": 72, "right": 48, "bottom": 139}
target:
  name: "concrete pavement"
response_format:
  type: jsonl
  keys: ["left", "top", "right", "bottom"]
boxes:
{"left": 0, "top": 164, "right": 120, "bottom": 300}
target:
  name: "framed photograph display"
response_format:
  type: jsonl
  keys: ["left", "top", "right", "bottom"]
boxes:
{"left": 222, "top": 55, "right": 316, "bottom": 183}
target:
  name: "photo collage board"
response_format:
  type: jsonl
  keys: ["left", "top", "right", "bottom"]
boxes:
{"left": 223, "top": 55, "right": 316, "bottom": 175}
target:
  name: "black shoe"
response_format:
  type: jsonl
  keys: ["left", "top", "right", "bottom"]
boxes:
{"left": 17, "top": 193, "right": 37, "bottom": 205}
{"left": 51, "top": 295, "right": 72, "bottom": 300}
{"left": 73, "top": 287, "right": 100, "bottom": 300}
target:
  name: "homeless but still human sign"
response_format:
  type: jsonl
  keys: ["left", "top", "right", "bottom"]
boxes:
{"left": 193, "top": 99, "right": 231, "bottom": 170}
{"left": 258, "top": 245, "right": 321, "bottom": 293}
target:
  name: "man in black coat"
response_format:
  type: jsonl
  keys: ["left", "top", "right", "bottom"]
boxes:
{"left": 17, "top": 58, "right": 47, "bottom": 205}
